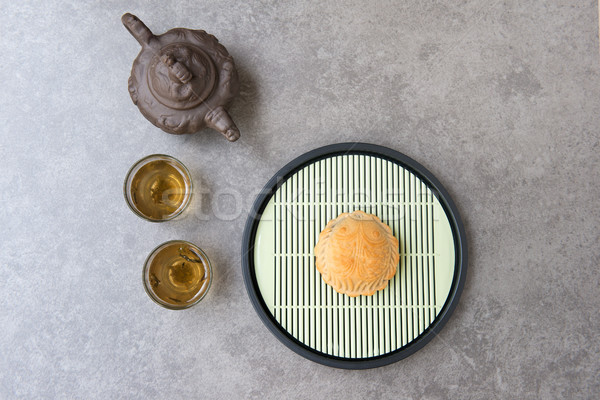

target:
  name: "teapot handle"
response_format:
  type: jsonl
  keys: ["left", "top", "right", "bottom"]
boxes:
{"left": 122, "top": 13, "right": 156, "bottom": 48}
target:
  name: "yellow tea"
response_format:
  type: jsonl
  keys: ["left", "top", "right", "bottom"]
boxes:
{"left": 124, "top": 155, "right": 192, "bottom": 221}
{"left": 143, "top": 241, "right": 212, "bottom": 309}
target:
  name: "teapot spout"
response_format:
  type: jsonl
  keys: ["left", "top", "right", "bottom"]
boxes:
{"left": 204, "top": 106, "right": 240, "bottom": 142}
{"left": 122, "top": 13, "right": 156, "bottom": 48}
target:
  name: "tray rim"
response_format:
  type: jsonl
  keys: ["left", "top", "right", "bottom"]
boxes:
{"left": 241, "top": 142, "right": 468, "bottom": 369}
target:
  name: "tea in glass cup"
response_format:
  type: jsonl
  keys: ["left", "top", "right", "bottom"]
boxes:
{"left": 124, "top": 154, "right": 192, "bottom": 222}
{"left": 143, "top": 240, "right": 212, "bottom": 309}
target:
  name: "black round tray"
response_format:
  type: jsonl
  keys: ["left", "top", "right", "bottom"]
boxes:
{"left": 242, "top": 143, "right": 467, "bottom": 369}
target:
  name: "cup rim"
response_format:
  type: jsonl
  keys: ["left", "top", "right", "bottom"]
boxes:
{"left": 123, "top": 154, "right": 193, "bottom": 223}
{"left": 142, "top": 240, "right": 213, "bottom": 310}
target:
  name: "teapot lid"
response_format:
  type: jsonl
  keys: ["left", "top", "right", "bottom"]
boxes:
{"left": 147, "top": 44, "right": 217, "bottom": 110}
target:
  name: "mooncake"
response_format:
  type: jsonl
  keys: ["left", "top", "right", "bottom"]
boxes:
{"left": 314, "top": 210, "right": 399, "bottom": 297}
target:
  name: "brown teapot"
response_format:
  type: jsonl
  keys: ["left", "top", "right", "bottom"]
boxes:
{"left": 122, "top": 13, "right": 240, "bottom": 142}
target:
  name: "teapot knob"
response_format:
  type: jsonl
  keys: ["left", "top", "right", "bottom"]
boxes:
{"left": 161, "top": 54, "right": 193, "bottom": 84}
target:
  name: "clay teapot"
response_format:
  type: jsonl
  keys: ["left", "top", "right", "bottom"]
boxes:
{"left": 122, "top": 13, "right": 240, "bottom": 142}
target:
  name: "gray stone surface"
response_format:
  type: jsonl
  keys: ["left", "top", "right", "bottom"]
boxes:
{"left": 1, "top": 1, "right": 599, "bottom": 398}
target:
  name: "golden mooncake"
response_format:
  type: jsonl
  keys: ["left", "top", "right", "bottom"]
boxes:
{"left": 314, "top": 210, "right": 399, "bottom": 297}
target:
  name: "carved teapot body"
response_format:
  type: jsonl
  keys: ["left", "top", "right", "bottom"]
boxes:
{"left": 122, "top": 13, "right": 240, "bottom": 141}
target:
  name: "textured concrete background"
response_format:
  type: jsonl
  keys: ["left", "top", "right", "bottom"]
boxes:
{"left": 1, "top": 1, "right": 599, "bottom": 398}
